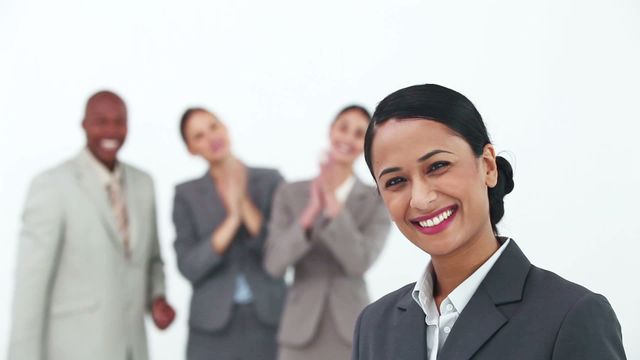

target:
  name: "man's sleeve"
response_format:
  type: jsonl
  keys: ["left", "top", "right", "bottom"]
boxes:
{"left": 8, "top": 172, "right": 65, "bottom": 360}
{"left": 146, "top": 177, "right": 166, "bottom": 308}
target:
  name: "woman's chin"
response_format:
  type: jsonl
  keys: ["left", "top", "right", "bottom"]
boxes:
{"left": 330, "top": 151, "right": 356, "bottom": 166}
{"left": 204, "top": 152, "right": 230, "bottom": 164}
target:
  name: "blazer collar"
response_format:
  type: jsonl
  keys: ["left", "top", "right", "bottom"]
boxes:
{"left": 390, "top": 240, "right": 531, "bottom": 360}
{"left": 194, "top": 166, "right": 261, "bottom": 222}
{"left": 343, "top": 176, "right": 370, "bottom": 213}
{"left": 437, "top": 239, "right": 531, "bottom": 360}
{"left": 394, "top": 287, "right": 428, "bottom": 360}
{"left": 71, "top": 152, "right": 130, "bottom": 256}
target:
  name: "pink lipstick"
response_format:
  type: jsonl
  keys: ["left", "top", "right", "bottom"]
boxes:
{"left": 410, "top": 205, "right": 458, "bottom": 235}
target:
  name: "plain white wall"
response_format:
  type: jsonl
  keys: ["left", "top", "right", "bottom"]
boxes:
{"left": 1, "top": 0, "right": 638, "bottom": 358}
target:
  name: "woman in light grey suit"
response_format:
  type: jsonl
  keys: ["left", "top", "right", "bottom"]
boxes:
{"left": 173, "top": 108, "right": 286, "bottom": 360}
{"left": 264, "top": 105, "right": 391, "bottom": 360}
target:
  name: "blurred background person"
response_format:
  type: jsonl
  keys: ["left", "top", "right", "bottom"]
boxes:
{"left": 8, "top": 90, "right": 175, "bottom": 360}
{"left": 263, "top": 105, "right": 391, "bottom": 360}
{"left": 173, "top": 108, "right": 285, "bottom": 360}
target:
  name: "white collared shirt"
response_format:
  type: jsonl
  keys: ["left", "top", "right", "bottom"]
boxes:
{"left": 335, "top": 175, "right": 356, "bottom": 204}
{"left": 82, "top": 148, "right": 124, "bottom": 188}
{"left": 412, "top": 238, "right": 511, "bottom": 360}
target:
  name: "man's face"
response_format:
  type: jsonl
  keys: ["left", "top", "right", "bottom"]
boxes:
{"left": 82, "top": 95, "right": 128, "bottom": 170}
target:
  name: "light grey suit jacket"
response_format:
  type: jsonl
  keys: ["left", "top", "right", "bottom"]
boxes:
{"left": 264, "top": 178, "right": 391, "bottom": 347}
{"left": 352, "top": 239, "right": 627, "bottom": 360}
{"left": 173, "top": 167, "right": 286, "bottom": 332}
{"left": 8, "top": 151, "right": 166, "bottom": 360}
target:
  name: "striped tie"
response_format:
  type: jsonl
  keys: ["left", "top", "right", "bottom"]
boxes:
{"left": 107, "top": 179, "right": 130, "bottom": 258}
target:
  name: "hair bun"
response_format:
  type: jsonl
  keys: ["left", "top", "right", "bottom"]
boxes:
{"left": 495, "top": 156, "right": 514, "bottom": 195}
{"left": 487, "top": 155, "right": 514, "bottom": 234}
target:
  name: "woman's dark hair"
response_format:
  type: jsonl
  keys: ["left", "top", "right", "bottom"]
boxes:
{"left": 332, "top": 104, "right": 371, "bottom": 125}
{"left": 363, "top": 84, "right": 514, "bottom": 234}
{"left": 179, "top": 107, "right": 210, "bottom": 144}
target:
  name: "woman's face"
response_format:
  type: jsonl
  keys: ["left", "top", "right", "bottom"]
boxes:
{"left": 371, "top": 119, "right": 498, "bottom": 259}
{"left": 328, "top": 110, "right": 369, "bottom": 166}
{"left": 184, "top": 111, "right": 231, "bottom": 164}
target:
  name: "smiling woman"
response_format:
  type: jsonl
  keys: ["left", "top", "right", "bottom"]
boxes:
{"left": 263, "top": 105, "right": 391, "bottom": 360}
{"left": 352, "top": 84, "right": 626, "bottom": 360}
{"left": 172, "top": 107, "right": 286, "bottom": 360}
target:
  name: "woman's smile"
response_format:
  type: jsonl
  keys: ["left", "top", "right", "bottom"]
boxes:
{"left": 410, "top": 205, "right": 458, "bottom": 235}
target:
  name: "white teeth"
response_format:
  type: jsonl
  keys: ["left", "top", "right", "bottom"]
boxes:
{"left": 416, "top": 209, "right": 454, "bottom": 228}
{"left": 101, "top": 139, "right": 120, "bottom": 150}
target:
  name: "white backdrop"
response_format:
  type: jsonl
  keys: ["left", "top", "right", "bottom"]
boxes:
{"left": 1, "top": 0, "right": 639, "bottom": 358}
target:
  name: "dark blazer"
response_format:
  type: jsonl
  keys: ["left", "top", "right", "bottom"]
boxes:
{"left": 173, "top": 167, "right": 286, "bottom": 331}
{"left": 264, "top": 178, "right": 391, "bottom": 346}
{"left": 352, "top": 239, "right": 626, "bottom": 360}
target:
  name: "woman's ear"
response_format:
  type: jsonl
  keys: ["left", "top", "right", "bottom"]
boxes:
{"left": 482, "top": 144, "right": 498, "bottom": 188}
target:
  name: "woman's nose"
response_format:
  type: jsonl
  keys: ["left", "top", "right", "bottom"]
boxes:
{"left": 409, "top": 180, "right": 437, "bottom": 210}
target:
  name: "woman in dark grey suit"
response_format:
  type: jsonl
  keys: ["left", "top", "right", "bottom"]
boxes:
{"left": 352, "top": 84, "right": 626, "bottom": 359}
{"left": 173, "top": 108, "right": 285, "bottom": 360}
{"left": 264, "top": 105, "right": 391, "bottom": 360}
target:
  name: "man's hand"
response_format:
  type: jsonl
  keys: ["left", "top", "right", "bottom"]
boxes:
{"left": 151, "top": 297, "right": 176, "bottom": 330}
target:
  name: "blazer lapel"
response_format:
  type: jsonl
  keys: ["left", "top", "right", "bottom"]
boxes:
{"left": 437, "top": 286, "right": 507, "bottom": 360}
{"left": 437, "top": 240, "right": 531, "bottom": 360}
{"left": 246, "top": 167, "right": 262, "bottom": 209}
{"left": 394, "top": 289, "right": 428, "bottom": 360}
{"left": 344, "top": 177, "right": 369, "bottom": 219}
{"left": 72, "top": 153, "right": 125, "bottom": 255}
{"left": 122, "top": 165, "right": 141, "bottom": 258}
{"left": 196, "top": 171, "right": 226, "bottom": 229}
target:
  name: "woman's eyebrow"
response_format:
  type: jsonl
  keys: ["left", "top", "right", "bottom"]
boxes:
{"left": 417, "top": 149, "right": 453, "bottom": 163}
{"left": 378, "top": 167, "right": 401, "bottom": 180}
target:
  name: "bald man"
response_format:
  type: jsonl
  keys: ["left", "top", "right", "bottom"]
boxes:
{"left": 8, "top": 91, "right": 175, "bottom": 360}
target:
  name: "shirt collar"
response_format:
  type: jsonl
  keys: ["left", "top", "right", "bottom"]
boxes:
{"left": 412, "top": 237, "right": 511, "bottom": 319}
{"left": 81, "top": 148, "right": 123, "bottom": 187}
{"left": 448, "top": 238, "right": 510, "bottom": 313}
{"left": 335, "top": 175, "right": 356, "bottom": 203}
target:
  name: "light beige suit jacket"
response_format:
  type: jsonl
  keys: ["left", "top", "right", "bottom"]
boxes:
{"left": 264, "top": 178, "right": 390, "bottom": 347}
{"left": 8, "top": 151, "right": 166, "bottom": 360}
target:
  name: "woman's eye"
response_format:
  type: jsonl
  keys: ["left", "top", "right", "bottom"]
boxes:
{"left": 427, "top": 161, "right": 450, "bottom": 174}
{"left": 384, "top": 177, "right": 406, "bottom": 188}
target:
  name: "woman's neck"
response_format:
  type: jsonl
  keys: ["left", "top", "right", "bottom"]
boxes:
{"left": 431, "top": 226, "right": 499, "bottom": 305}
{"left": 331, "top": 161, "right": 354, "bottom": 186}
{"left": 208, "top": 156, "right": 236, "bottom": 180}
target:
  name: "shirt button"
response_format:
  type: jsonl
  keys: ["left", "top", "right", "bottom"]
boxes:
{"left": 446, "top": 304, "right": 454, "bottom": 312}
{"left": 444, "top": 326, "right": 451, "bottom": 334}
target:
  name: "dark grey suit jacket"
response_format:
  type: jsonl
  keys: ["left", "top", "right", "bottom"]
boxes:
{"left": 173, "top": 167, "right": 286, "bottom": 331}
{"left": 352, "top": 240, "right": 626, "bottom": 360}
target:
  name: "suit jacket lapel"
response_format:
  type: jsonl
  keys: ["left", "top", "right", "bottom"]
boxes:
{"left": 437, "top": 240, "right": 531, "bottom": 360}
{"left": 344, "top": 177, "right": 369, "bottom": 219}
{"left": 437, "top": 286, "right": 507, "bottom": 359}
{"left": 394, "top": 289, "right": 428, "bottom": 360}
{"left": 122, "top": 165, "right": 141, "bottom": 258}
{"left": 72, "top": 153, "right": 125, "bottom": 255}
{"left": 246, "top": 167, "right": 262, "bottom": 209}
{"left": 196, "top": 171, "right": 226, "bottom": 229}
